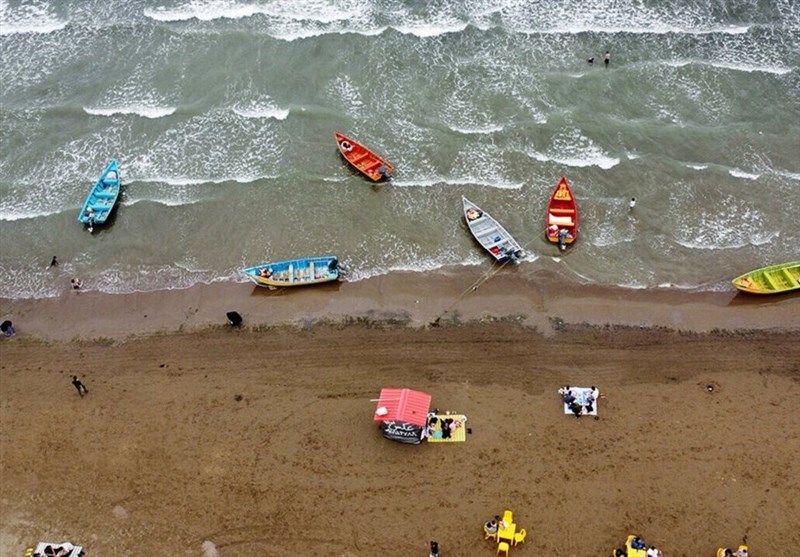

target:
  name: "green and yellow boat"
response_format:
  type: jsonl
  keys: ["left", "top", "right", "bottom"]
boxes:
{"left": 732, "top": 260, "right": 800, "bottom": 295}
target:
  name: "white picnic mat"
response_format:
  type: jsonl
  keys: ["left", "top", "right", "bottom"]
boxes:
{"left": 32, "top": 542, "right": 83, "bottom": 557}
{"left": 560, "top": 386, "right": 599, "bottom": 416}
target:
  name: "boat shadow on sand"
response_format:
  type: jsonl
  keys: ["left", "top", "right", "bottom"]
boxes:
{"left": 727, "top": 290, "right": 799, "bottom": 306}
{"left": 248, "top": 280, "right": 343, "bottom": 298}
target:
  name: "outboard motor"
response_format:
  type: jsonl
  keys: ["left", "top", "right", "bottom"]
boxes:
{"left": 378, "top": 165, "right": 392, "bottom": 180}
{"left": 558, "top": 228, "right": 568, "bottom": 251}
{"left": 328, "top": 258, "right": 339, "bottom": 271}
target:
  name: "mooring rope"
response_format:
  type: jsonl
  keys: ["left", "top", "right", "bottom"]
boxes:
{"left": 431, "top": 234, "right": 549, "bottom": 326}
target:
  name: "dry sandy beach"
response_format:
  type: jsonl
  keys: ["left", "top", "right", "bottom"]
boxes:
{"left": 1, "top": 269, "right": 799, "bottom": 557}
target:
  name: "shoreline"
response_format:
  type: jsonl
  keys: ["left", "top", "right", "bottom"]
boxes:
{"left": 1, "top": 267, "right": 798, "bottom": 341}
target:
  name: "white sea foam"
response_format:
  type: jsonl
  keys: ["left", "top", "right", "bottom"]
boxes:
{"left": 144, "top": 0, "right": 358, "bottom": 24}
{"left": 393, "top": 21, "right": 469, "bottom": 38}
{"left": 686, "top": 163, "right": 709, "bottom": 170}
{"left": 774, "top": 169, "right": 800, "bottom": 181}
{"left": 530, "top": 128, "right": 620, "bottom": 170}
{"left": 125, "top": 197, "right": 203, "bottom": 208}
{"left": 232, "top": 106, "right": 290, "bottom": 120}
{"left": 667, "top": 59, "right": 792, "bottom": 75}
{"left": 84, "top": 106, "right": 177, "bottom": 119}
{"left": 392, "top": 177, "right": 523, "bottom": 190}
{"left": 131, "top": 174, "right": 265, "bottom": 187}
{"left": 0, "top": 2, "right": 67, "bottom": 35}
{"left": 530, "top": 150, "right": 619, "bottom": 170}
{"left": 707, "top": 61, "right": 792, "bottom": 75}
{"left": 728, "top": 168, "right": 761, "bottom": 180}
{"left": 449, "top": 124, "right": 504, "bottom": 135}
{"left": 0, "top": 207, "right": 60, "bottom": 222}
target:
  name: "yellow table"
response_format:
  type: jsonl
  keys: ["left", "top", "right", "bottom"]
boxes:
{"left": 497, "top": 522, "right": 516, "bottom": 545}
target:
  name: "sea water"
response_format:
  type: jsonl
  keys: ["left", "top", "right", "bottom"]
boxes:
{"left": 1, "top": 0, "right": 798, "bottom": 298}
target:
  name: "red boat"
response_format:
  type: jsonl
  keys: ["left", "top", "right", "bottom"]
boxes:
{"left": 545, "top": 176, "right": 578, "bottom": 251}
{"left": 334, "top": 132, "right": 393, "bottom": 182}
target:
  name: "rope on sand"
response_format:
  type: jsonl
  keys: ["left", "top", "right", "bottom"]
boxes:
{"left": 431, "top": 233, "right": 545, "bottom": 326}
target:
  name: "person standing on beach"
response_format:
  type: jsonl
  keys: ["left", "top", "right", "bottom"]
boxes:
{"left": 629, "top": 197, "right": 636, "bottom": 211}
{"left": 72, "top": 375, "right": 88, "bottom": 397}
{"left": 604, "top": 51, "right": 610, "bottom": 67}
{"left": 50, "top": 256, "right": 59, "bottom": 267}
{"left": 429, "top": 540, "right": 440, "bottom": 557}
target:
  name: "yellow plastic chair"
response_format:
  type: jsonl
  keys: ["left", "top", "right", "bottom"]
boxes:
{"left": 24, "top": 549, "right": 34, "bottom": 557}
{"left": 484, "top": 525, "right": 498, "bottom": 541}
{"left": 513, "top": 528, "right": 527, "bottom": 546}
{"left": 497, "top": 541, "right": 510, "bottom": 556}
{"left": 502, "top": 509, "right": 514, "bottom": 524}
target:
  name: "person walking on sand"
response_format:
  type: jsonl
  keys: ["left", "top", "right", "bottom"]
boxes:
{"left": 72, "top": 375, "right": 88, "bottom": 397}
{"left": 604, "top": 50, "right": 610, "bottom": 67}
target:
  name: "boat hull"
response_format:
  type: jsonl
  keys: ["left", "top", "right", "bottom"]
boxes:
{"left": 78, "top": 160, "right": 120, "bottom": 230}
{"left": 462, "top": 196, "right": 523, "bottom": 262}
{"left": 546, "top": 176, "right": 578, "bottom": 250}
{"left": 243, "top": 256, "right": 342, "bottom": 287}
{"left": 335, "top": 132, "right": 393, "bottom": 182}
{"left": 732, "top": 260, "right": 800, "bottom": 294}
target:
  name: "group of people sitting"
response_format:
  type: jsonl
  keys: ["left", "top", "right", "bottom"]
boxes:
{"left": 424, "top": 411, "right": 463, "bottom": 439}
{"left": 559, "top": 385, "right": 599, "bottom": 418}
{"left": 614, "top": 536, "right": 662, "bottom": 556}
{"left": 483, "top": 515, "right": 509, "bottom": 535}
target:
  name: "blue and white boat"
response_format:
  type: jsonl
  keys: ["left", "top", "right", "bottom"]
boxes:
{"left": 243, "top": 255, "right": 345, "bottom": 288}
{"left": 78, "top": 160, "right": 120, "bottom": 232}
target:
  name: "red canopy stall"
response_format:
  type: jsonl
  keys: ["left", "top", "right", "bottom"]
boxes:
{"left": 373, "top": 388, "right": 432, "bottom": 444}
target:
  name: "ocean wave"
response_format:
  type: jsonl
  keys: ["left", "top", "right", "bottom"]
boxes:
{"left": 0, "top": 2, "right": 67, "bottom": 36}
{"left": 530, "top": 128, "right": 620, "bottom": 170}
{"left": 125, "top": 197, "right": 203, "bottom": 208}
{"left": 393, "top": 22, "right": 470, "bottom": 38}
{"left": 392, "top": 177, "right": 523, "bottom": 190}
{"left": 449, "top": 124, "right": 504, "bottom": 135}
{"left": 531, "top": 23, "right": 750, "bottom": 36}
{"left": 686, "top": 163, "right": 709, "bottom": 170}
{"left": 0, "top": 207, "right": 61, "bottom": 222}
{"left": 344, "top": 254, "right": 539, "bottom": 284}
{"left": 84, "top": 106, "right": 177, "bottom": 119}
{"left": 775, "top": 169, "right": 800, "bottom": 181}
{"left": 143, "top": 0, "right": 358, "bottom": 24}
{"left": 666, "top": 59, "right": 792, "bottom": 75}
{"left": 530, "top": 150, "right": 619, "bottom": 170}
{"left": 728, "top": 168, "right": 761, "bottom": 180}
{"left": 232, "top": 106, "right": 290, "bottom": 120}
{"left": 130, "top": 175, "right": 265, "bottom": 187}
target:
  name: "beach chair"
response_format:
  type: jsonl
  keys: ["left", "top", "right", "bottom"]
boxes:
{"left": 513, "top": 528, "right": 526, "bottom": 546}
{"left": 497, "top": 541, "right": 510, "bottom": 556}
{"left": 502, "top": 509, "right": 513, "bottom": 524}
